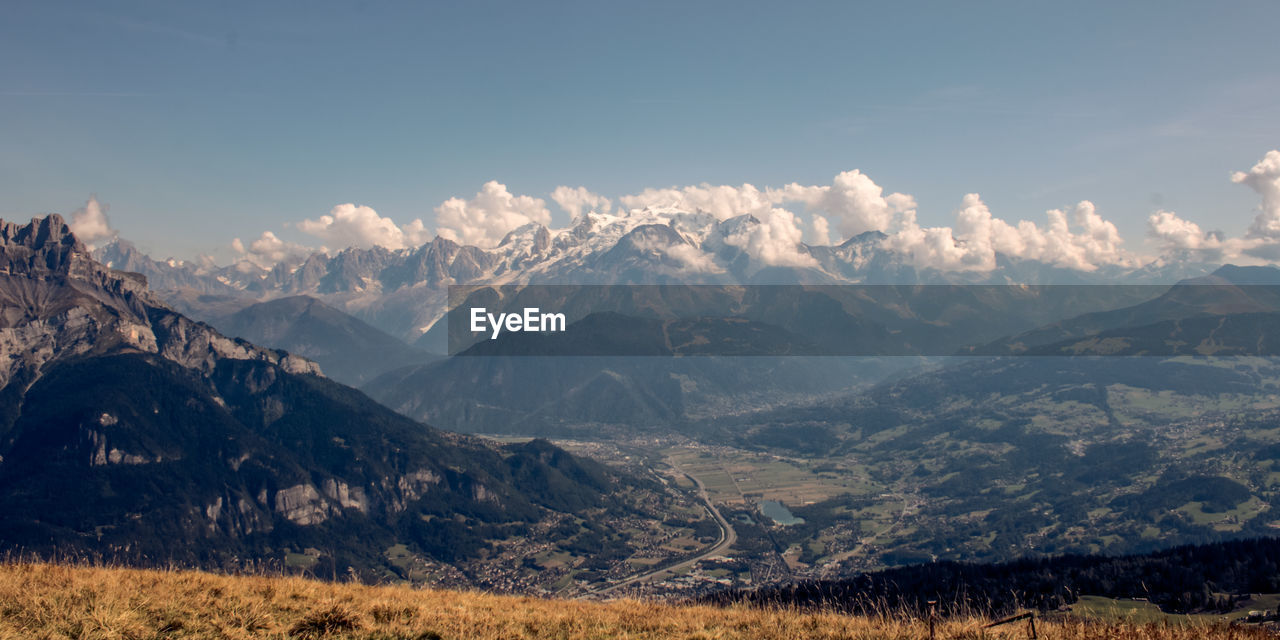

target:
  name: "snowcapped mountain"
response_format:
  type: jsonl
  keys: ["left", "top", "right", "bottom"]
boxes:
{"left": 0, "top": 214, "right": 673, "bottom": 581}
{"left": 94, "top": 207, "right": 1223, "bottom": 345}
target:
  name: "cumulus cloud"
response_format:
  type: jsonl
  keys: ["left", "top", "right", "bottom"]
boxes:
{"left": 1047, "top": 201, "right": 1130, "bottom": 270}
{"left": 435, "top": 181, "right": 552, "bottom": 248}
{"left": 884, "top": 194, "right": 1136, "bottom": 272}
{"left": 631, "top": 236, "right": 724, "bottom": 274}
{"left": 771, "top": 170, "right": 917, "bottom": 241}
{"left": 221, "top": 149, "right": 1280, "bottom": 273}
{"left": 229, "top": 230, "right": 313, "bottom": 270}
{"left": 880, "top": 203, "right": 973, "bottom": 272}
{"left": 618, "top": 183, "right": 775, "bottom": 220}
{"left": 809, "top": 214, "right": 832, "bottom": 245}
{"left": 464, "top": 171, "right": 1139, "bottom": 271}
{"left": 722, "top": 208, "right": 817, "bottom": 268}
{"left": 615, "top": 171, "right": 906, "bottom": 245}
{"left": 297, "top": 203, "right": 431, "bottom": 251}
{"left": 1148, "top": 149, "right": 1280, "bottom": 263}
{"left": 616, "top": 171, "right": 915, "bottom": 243}
{"left": 1238, "top": 150, "right": 1280, "bottom": 239}
{"left": 68, "top": 196, "right": 116, "bottom": 247}
{"left": 551, "top": 186, "right": 611, "bottom": 219}
{"left": 1146, "top": 210, "right": 1238, "bottom": 262}
{"left": 231, "top": 231, "right": 313, "bottom": 270}
{"left": 1148, "top": 210, "right": 1213, "bottom": 250}
{"left": 402, "top": 218, "right": 432, "bottom": 245}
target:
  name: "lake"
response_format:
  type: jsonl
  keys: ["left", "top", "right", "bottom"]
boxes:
{"left": 758, "top": 500, "right": 805, "bottom": 526}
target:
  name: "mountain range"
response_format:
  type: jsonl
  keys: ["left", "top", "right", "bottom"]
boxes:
{"left": 95, "top": 207, "right": 1222, "bottom": 349}
{"left": 85, "top": 209, "right": 1241, "bottom": 436}
{"left": 15, "top": 207, "right": 1280, "bottom": 589}
{"left": 0, "top": 215, "right": 693, "bottom": 589}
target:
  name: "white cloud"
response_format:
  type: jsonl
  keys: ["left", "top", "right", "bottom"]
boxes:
{"left": 435, "top": 181, "right": 552, "bottom": 248}
{"left": 558, "top": 172, "right": 1138, "bottom": 271}
{"left": 402, "top": 218, "right": 433, "bottom": 245}
{"left": 231, "top": 231, "right": 313, "bottom": 270}
{"left": 297, "top": 203, "right": 431, "bottom": 251}
{"left": 663, "top": 242, "right": 724, "bottom": 273}
{"left": 551, "top": 186, "right": 611, "bottom": 219}
{"left": 1146, "top": 210, "right": 1242, "bottom": 262}
{"left": 615, "top": 171, "right": 914, "bottom": 248}
{"left": 1147, "top": 149, "right": 1280, "bottom": 264}
{"left": 884, "top": 194, "right": 1136, "bottom": 272}
{"left": 68, "top": 196, "right": 116, "bottom": 248}
{"left": 722, "top": 208, "right": 817, "bottom": 268}
{"left": 630, "top": 236, "right": 724, "bottom": 274}
{"left": 810, "top": 214, "right": 832, "bottom": 245}
{"left": 619, "top": 183, "right": 774, "bottom": 220}
{"left": 1046, "top": 201, "right": 1131, "bottom": 271}
{"left": 221, "top": 149, "right": 1280, "bottom": 273}
{"left": 1148, "top": 210, "right": 1212, "bottom": 250}
{"left": 616, "top": 171, "right": 915, "bottom": 244}
{"left": 770, "top": 170, "right": 916, "bottom": 242}
{"left": 1238, "top": 150, "right": 1280, "bottom": 239}
{"left": 881, "top": 205, "right": 975, "bottom": 272}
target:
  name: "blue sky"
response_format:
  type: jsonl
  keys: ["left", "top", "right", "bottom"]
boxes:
{"left": 2, "top": 0, "right": 1278, "bottom": 263}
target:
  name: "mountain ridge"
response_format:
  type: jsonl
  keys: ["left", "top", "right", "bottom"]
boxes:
{"left": 208, "top": 295, "right": 435, "bottom": 385}
{"left": 0, "top": 215, "right": 692, "bottom": 590}
{"left": 93, "top": 207, "right": 1224, "bottom": 344}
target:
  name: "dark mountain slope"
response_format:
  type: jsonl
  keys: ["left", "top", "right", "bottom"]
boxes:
{"left": 0, "top": 351, "right": 622, "bottom": 567}
{"left": 0, "top": 215, "right": 670, "bottom": 587}
{"left": 1021, "top": 311, "right": 1280, "bottom": 356}
{"left": 378, "top": 281, "right": 1158, "bottom": 436}
{"left": 975, "top": 265, "right": 1280, "bottom": 354}
{"left": 211, "top": 295, "right": 436, "bottom": 385}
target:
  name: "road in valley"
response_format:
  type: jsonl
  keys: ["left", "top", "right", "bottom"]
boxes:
{"left": 589, "top": 469, "right": 736, "bottom": 597}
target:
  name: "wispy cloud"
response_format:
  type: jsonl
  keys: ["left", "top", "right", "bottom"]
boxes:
{"left": 108, "top": 15, "right": 229, "bottom": 47}
{"left": 0, "top": 90, "right": 152, "bottom": 98}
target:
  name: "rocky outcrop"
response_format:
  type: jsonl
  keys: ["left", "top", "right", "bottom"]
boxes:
{"left": 322, "top": 478, "right": 369, "bottom": 513}
{"left": 0, "top": 215, "right": 321, "bottom": 396}
{"left": 0, "top": 218, "right": 630, "bottom": 579}
{"left": 386, "top": 469, "right": 442, "bottom": 512}
{"left": 273, "top": 483, "right": 330, "bottom": 526}
{"left": 85, "top": 428, "right": 158, "bottom": 466}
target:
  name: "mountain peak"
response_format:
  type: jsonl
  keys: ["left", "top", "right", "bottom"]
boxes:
{"left": 0, "top": 214, "right": 88, "bottom": 276}
{"left": 497, "top": 222, "right": 551, "bottom": 250}
{"left": 1209, "top": 264, "right": 1280, "bottom": 285}
{"left": 839, "top": 229, "right": 888, "bottom": 248}
{"left": 0, "top": 215, "right": 320, "bottom": 394}
{"left": 1, "top": 213, "right": 74, "bottom": 245}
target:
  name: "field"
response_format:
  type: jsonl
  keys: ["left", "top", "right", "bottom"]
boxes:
{"left": 1, "top": 562, "right": 1271, "bottom": 640}
{"left": 1072, "top": 594, "right": 1280, "bottom": 625}
{"left": 656, "top": 444, "right": 910, "bottom": 575}
{"left": 1070, "top": 596, "right": 1216, "bottom": 625}
{"left": 663, "top": 446, "right": 874, "bottom": 507}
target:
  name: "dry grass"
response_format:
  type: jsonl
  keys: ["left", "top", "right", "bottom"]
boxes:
{"left": 0, "top": 561, "right": 1269, "bottom": 639}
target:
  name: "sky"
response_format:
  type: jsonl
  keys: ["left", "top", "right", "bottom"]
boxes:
{"left": 2, "top": 0, "right": 1279, "bottom": 267}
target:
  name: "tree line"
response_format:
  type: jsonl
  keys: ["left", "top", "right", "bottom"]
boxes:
{"left": 701, "top": 537, "right": 1280, "bottom": 617}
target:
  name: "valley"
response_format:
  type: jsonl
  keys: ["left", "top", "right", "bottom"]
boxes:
{"left": 9, "top": 212, "right": 1280, "bottom": 617}
{"left": 11, "top": 5, "right": 1280, "bottom": 635}
{"left": 530, "top": 360, "right": 1280, "bottom": 598}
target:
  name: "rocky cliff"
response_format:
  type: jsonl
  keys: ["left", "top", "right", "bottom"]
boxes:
{"left": 0, "top": 216, "right": 645, "bottom": 584}
{"left": 0, "top": 214, "right": 318, "bottom": 398}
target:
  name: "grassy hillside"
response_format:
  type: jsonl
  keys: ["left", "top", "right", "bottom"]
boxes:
{"left": 0, "top": 562, "right": 1270, "bottom": 639}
